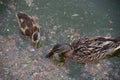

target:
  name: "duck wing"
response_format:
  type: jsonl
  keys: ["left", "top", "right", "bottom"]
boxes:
{"left": 16, "top": 12, "right": 38, "bottom": 37}
{"left": 71, "top": 36, "right": 120, "bottom": 63}
{"left": 16, "top": 12, "right": 34, "bottom": 28}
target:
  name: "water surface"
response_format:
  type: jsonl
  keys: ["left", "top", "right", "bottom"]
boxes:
{"left": 0, "top": 0, "right": 120, "bottom": 80}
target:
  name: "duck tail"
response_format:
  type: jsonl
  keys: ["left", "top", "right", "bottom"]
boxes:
{"left": 113, "top": 36, "right": 120, "bottom": 42}
{"left": 115, "top": 45, "right": 120, "bottom": 51}
{"left": 114, "top": 37, "right": 120, "bottom": 55}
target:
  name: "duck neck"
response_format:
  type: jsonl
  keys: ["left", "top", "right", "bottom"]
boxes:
{"left": 63, "top": 44, "right": 74, "bottom": 58}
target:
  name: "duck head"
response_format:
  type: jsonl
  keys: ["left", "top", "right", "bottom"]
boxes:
{"left": 32, "top": 31, "right": 40, "bottom": 47}
{"left": 46, "top": 43, "right": 73, "bottom": 62}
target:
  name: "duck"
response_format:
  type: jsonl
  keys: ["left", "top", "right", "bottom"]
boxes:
{"left": 46, "top": 36, "right": 120, "bottom": 64}
{"left": 16, "top": 12, "right": 40, "bottom": 47}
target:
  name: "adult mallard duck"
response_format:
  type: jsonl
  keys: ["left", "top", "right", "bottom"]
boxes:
{"left": 46, "top": 36, "right": 120, "bottom": 64}
{"left": 16, "top": 12, "right": 40, "bottom": 46}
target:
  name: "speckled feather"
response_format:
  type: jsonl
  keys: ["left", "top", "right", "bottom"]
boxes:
{"left": 16, "top": 12, "right": 40, "bottom": 45}
{"left": 47, "top": 36, "right": 120, "bottom": 64}
{"left": 70, "top": 36, "right": 120, "bottom": 63}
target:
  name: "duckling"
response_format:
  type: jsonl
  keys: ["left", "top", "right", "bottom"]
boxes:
{"left": 16, "top": 12, "right": 40, "bottom": 46}
{"left": 46, "top": 36, "right": 120, "bottom": 64}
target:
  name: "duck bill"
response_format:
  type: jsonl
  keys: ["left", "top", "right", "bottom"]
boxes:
{"left": 32, "top": 42, "right": 41, "bottom": 48}
{"left": 46, "top": 52, "right": 54, "bottom": 58}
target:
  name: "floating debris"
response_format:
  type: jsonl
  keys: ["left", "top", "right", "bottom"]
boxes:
{"left": 108, "top": 20, "right": 113, "bottom": 24}
{"left": 68, "top": 35, "right": 75, "bottom": 42}
{"left": 72, "top": 14, "right": 79, "bottom": 17}
{"left": 29, "top": 48, "right": 35, "bottom": 52}
{"left": 6, "top": 29, "right": 9, "bottom": 32}
{"left": 25, "top": 0, "right": 33, "bottom": 7}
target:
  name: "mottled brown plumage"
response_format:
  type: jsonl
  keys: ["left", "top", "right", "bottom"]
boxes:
{"left": 46, "top": 36, "right": 120, "bottom": 64}
{"left": 16, "top": 12, "right": 40, "bottom": 46}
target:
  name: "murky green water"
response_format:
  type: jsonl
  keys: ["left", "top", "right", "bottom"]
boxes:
{"left": 0, "top": 0, "right": 120, "bottom": 80}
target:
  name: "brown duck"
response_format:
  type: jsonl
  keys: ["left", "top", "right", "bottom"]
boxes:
{"left": 46, "top": 36, "right": 120, "bottom": 64}
{"left": 16, "top": 12, "right": 40, "bottom": 46}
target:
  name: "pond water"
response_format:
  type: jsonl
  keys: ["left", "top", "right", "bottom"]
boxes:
{"left": 0, "top": 0, "right": 120, "bottom": 80}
